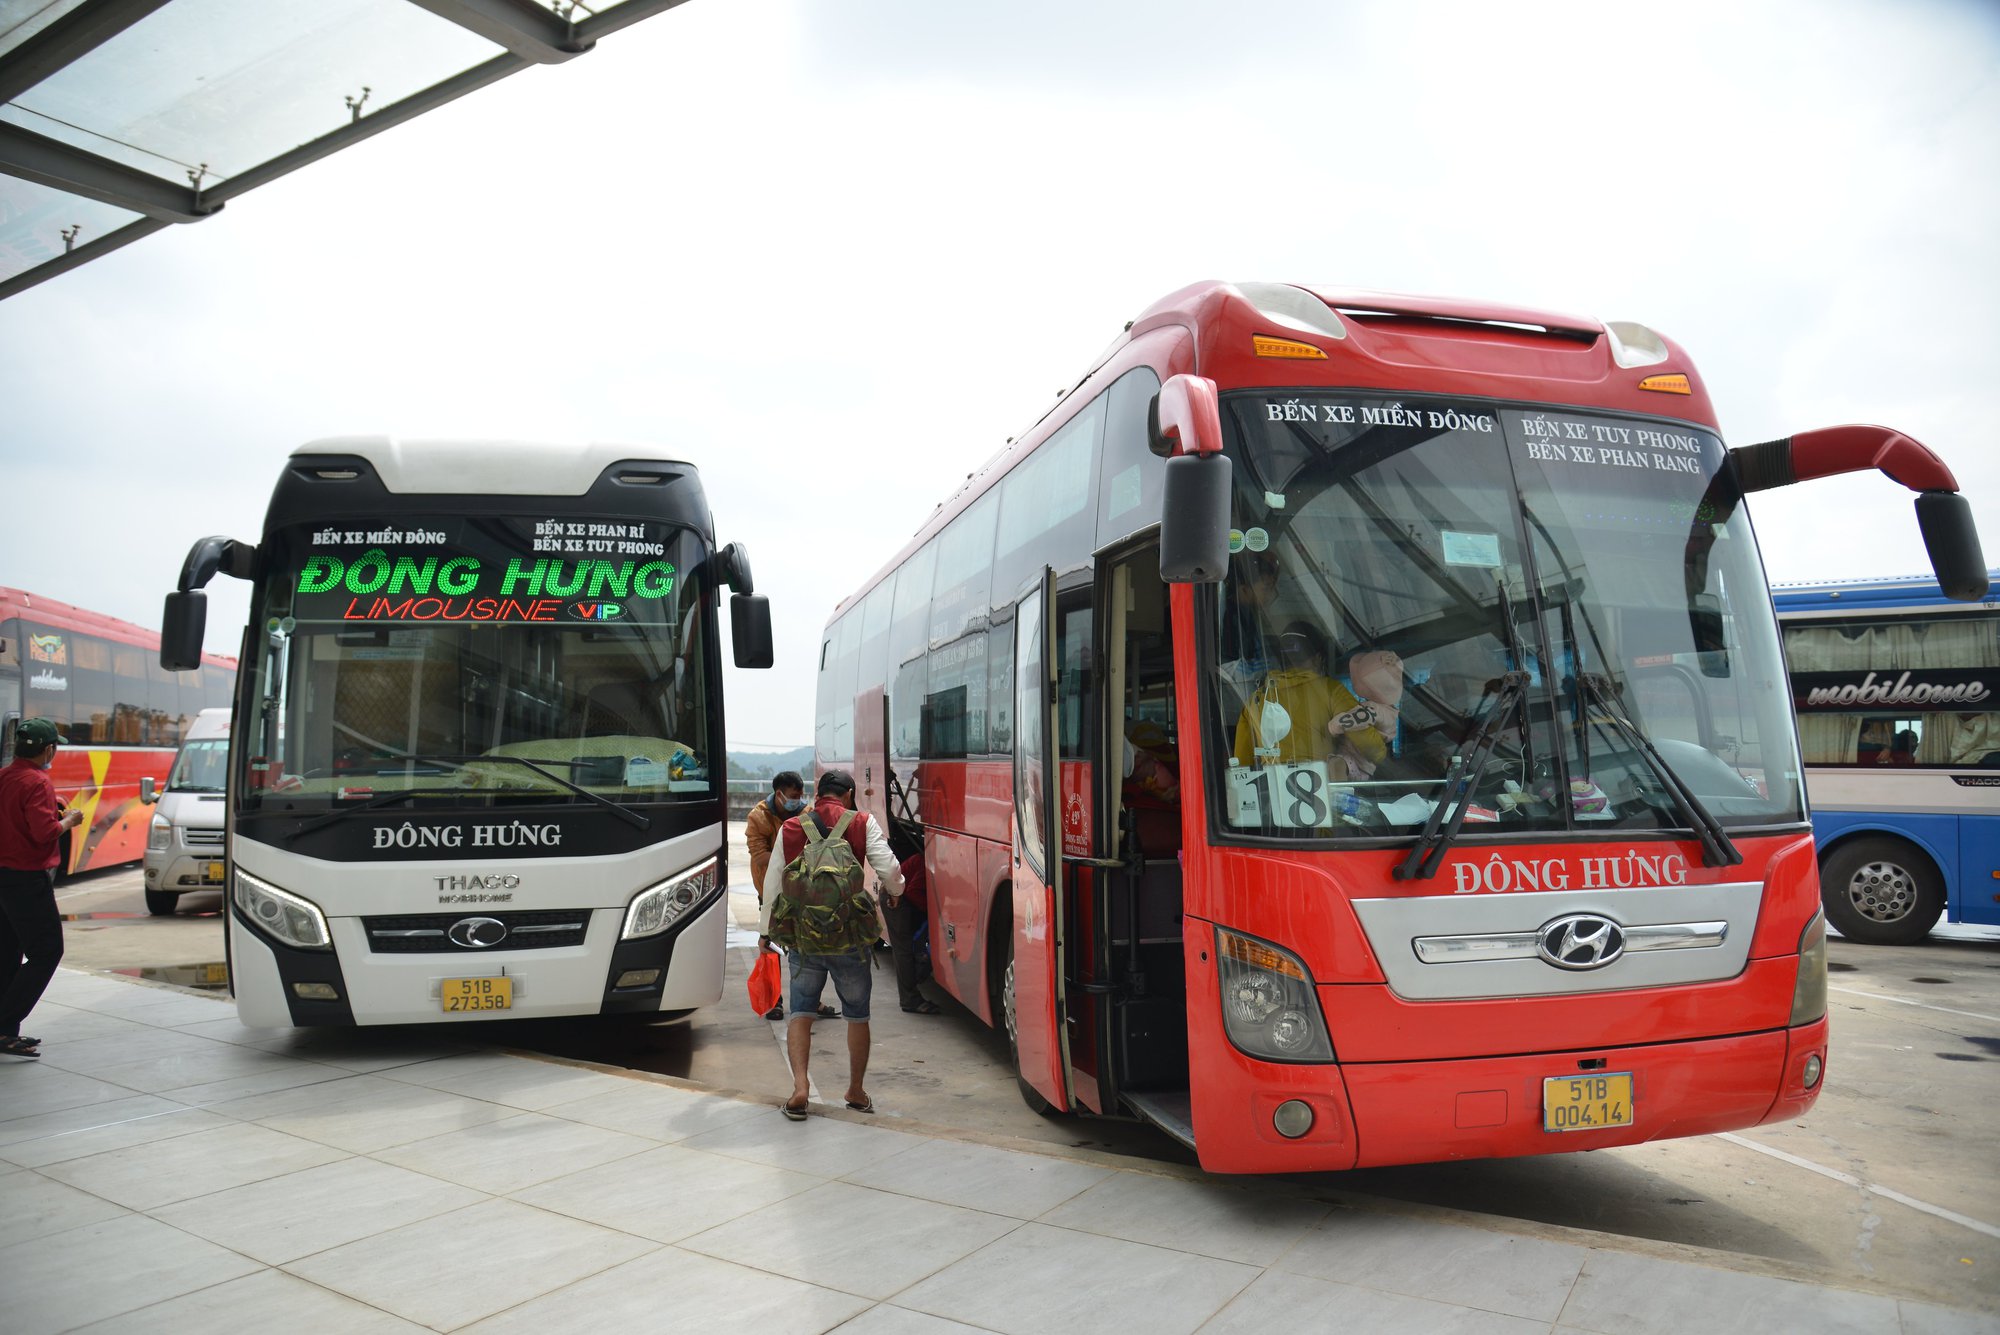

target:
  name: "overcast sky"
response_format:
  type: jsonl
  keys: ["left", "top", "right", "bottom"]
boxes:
{"left": 2, "top": 0, "right": 1995, "bottom": 749}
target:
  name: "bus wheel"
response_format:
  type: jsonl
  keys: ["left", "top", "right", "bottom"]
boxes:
{"left": 145, "top": 890, "right": 182, "bottom": 916}
{"left": 1821, "top": 837, "right": 1944, "bottom": 946}
{"left": 1001, "top": 931, "right": 1055, "bottom": 1116}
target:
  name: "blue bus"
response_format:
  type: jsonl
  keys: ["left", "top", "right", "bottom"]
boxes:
{"left": 1774, "top": 572, "right": 2000, "bottom": 943}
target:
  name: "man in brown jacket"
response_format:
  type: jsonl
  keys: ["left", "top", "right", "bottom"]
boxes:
{"left": 745, "top": 771, "right": 831, "bottom": 1020}
{"left": 745, "top": 771, "right": 805, "bottom": 899}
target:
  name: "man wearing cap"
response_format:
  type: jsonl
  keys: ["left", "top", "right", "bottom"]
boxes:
{"left": 0, "top": 720, "right": 84, "bottom": 1058}
{"left": 759, "top": 768, "right": 903, "bottom": 1119}
{"left": 744, "top": 770, "right": 836, "bottom": 1021}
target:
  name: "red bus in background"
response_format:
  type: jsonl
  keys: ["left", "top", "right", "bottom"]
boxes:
{"left": 0, "top": 589, "right": 236, "bottom": 877}
{"left": 814, "top": 280, "right": 1986, "bottom": 1174}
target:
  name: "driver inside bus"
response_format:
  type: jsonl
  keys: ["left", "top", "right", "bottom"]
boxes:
{"left": 1232, "top": 621, "right": 1389, "bottom": 776}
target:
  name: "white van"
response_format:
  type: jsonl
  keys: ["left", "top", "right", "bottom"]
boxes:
{"left": 142, "top": 707, "right": 230, "bottom": 915}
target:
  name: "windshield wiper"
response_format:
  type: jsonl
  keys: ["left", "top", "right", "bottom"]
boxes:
{"left": 292, "top": 787, "right": 492, "bottom": 836}
{"left": 1575, "top": 674, "right": 1741, "bottom": 868}
{"left": 1396, "top": 670, "right": 1531, "bottom": 881}
{"left": 291, "top": 754, "right": 650, "bottom": 834}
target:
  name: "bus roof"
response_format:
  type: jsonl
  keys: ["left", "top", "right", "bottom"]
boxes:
{"left": 290, "top": 438, "right": 699, "bottom": 497}
{"left": 1770, "top": 570, "right": 2000, "bottom": 614}
{"left": 0, "top": 587, "right": 237, "bottom": 668}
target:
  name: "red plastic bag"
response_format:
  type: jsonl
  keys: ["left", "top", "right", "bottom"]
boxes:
{"left": 747, "top": 948, "right": 783, "bottom": 1017}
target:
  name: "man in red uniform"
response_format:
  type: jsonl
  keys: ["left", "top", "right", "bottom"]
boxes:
{"left": 1, "top": 719, "right": 83, "bottom": 1058}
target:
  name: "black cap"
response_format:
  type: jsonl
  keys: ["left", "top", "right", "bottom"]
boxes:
{"left": 816, "top": 768, "right": 856, "bottom": 797}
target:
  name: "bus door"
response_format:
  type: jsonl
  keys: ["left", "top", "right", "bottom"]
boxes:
{"left": 1096, "top": 543, "right": 1192, "bottom": 1131}
{"left": 853, "top": 686, "right": 890, "bottom": 833}
{"left": 1010, "top": 570, "right": 1073, "bottom": 1109}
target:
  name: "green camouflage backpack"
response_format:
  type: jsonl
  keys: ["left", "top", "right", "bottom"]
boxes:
{"left": 768, "top": 811, "right": 879, "bottom": 955}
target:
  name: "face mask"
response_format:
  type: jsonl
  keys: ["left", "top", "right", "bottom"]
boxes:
{"left": 779, "top": 797, "right": 805, "bottom": 813}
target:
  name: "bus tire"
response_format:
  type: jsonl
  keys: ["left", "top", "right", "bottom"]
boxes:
{"left": 993, "top": 904, "right": 1056, "bottom": 1117}
{"left": 145, "top": 890, "right": 182, "bottom": 916}
{"left": 1821, "top": 836, "right": 1944, "bottom": 946}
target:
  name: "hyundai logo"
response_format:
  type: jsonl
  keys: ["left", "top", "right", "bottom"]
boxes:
{"left": 447, "top": 916, "right": 509, "bottom": 949}
{"left": 1537, "top": 914, "right": 1625, "bottom": 970}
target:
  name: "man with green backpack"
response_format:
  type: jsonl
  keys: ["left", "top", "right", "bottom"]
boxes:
{"left": 758, "top": 768, "right": 904, "bottom": 1120}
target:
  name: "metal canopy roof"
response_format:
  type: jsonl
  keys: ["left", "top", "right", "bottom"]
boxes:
{"left": 0, "top": 0, "right": 687, "bottom": 301}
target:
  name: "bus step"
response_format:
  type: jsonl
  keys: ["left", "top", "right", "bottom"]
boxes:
{"left": 1122, "top": 1090, "right": 1196, "bottom": 1150}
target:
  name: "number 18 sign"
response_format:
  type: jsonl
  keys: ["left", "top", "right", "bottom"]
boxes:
{"left": 1226, "top": 761, "right": 1334, "bottom": 829}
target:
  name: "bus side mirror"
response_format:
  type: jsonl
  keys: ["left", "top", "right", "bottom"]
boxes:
{"left": 1915, "top": 491, "right": 1988, "bottom": 602}
{"left": 1160, "top": 452, "right": 1234, "bottom": 583}
{"left": 1148, "top": 374, "right": 1223, "bottom": 459}
{"left": 1732, "top": 426, "right": 1987, "bottom": 602}
{"left": 717, "top": 542, "right": 755, "bottom": 596}
{"left": 160, "top": 592, "right": 207, "bottom": 671}
{"left": 140, "top": 777, "right": 158, "bottom": 804}
{"left": 731, "top": 594, "right": 774, "bottom": 668}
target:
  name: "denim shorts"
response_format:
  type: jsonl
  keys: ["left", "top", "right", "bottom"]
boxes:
{"left": 786, "top": 947, "right": 872, "bottom": 1021}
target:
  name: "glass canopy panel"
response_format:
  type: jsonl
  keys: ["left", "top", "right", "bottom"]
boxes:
{"left": 0, "top": 1, "right": 91, "bottom": 60}
{"left": 0, "top": 174, "right": 140, "bottom": 281}
{"left": 7, "top": 0, "right": 502, "bottom": 184}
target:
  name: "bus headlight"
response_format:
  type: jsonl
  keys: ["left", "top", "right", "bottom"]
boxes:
{"left": 232, "top": 869, "right": 331, "bottom": 951}
{"left": 148, "top": 816, "right": 171, "bottom": 852}
{"left": 1790, "top": 910, "right": 1828, "bottom": 1026}
{"left": 1215, "top": 927, "right": 1335, "bottom": 1062}
{"left": 623, "top": 857, "right": 719, "bottom": 940}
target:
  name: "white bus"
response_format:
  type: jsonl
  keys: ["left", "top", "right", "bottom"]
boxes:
{"left": 161, "top": 439, "right": 772, "bottom": 1027}
{"left": 1774, "top": 572, "right": 2000, "bottom": 943}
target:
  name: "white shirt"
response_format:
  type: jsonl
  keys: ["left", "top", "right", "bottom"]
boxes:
{"left": 758, "top": 806, "right": 903, "bottom": 936}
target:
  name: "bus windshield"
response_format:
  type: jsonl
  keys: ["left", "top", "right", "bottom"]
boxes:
{"left": 167, "top": 738, "right": 228, "bottom": 793}
{"left": 238, "top": 517, "right": 715, "bottom": 813}
{"left": 1208, "top": 392, "right": 1803, "bottom": 842}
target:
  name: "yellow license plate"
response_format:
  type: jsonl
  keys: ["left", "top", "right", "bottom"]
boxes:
{"left": 204, "top": 861, "right": 225, "bottom": 883}
{"left": 440, "top": 977, "right": 512, "bottom": 1013}
{"left": 1542, "top": 1072, "right": 1633, "bottom": 1132}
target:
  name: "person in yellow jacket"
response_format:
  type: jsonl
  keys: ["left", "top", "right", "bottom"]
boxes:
{"left": 1232, "top": 622, "right": 1388, "bottom": 775}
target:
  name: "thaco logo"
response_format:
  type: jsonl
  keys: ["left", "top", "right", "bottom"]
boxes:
{"left": 568, "top": 602, "right": 625, "bottom": 621}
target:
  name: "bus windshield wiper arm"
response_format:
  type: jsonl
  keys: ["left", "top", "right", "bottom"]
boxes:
{"left": 1576, "top": 674, "right": 1741, "bottom": 868}
{"left": 292, "top": 754, "right": 650, "bottom": 834}
{"left": 294, "top": 787, "right": 488, "bottom": 836}
{"left": 1396, "top": 670, "right": 1531, "bottom": 881}
{"left": 402, "top": 754, "right": 651, "bottom": 830}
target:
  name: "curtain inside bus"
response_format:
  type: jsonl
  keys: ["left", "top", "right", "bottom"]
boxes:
{"left": 1782, "top": 611, "right": 2000, "bottom": 767}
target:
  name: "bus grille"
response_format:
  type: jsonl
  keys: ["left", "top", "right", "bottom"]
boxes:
{"left": 361, "top": 910, "right": 591, "bottom": 953}
{"left": 184, "top": 828, "right": 226, "bottom": 847}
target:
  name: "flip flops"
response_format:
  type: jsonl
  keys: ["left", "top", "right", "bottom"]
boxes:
{"left": 781, "top": 1100, "right": 809, "bottom": 1122}
{"left": 844, "top": 1098, "right": 876, "bottom": 1114}
{"left": 0, "top": 1036, "right": 40, "bottom": 1058}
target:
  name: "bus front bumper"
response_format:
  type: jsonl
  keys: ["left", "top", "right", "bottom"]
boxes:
{"left": 228, "top": 891, "right": 727, "bottom": 1028}
{"left": 1186, "top": 1016, "right": 1829, "bottom": 1174}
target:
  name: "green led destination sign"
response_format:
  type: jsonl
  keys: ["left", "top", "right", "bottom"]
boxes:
{"left": 290, "top": 518, "right": 683, "bottom": 625}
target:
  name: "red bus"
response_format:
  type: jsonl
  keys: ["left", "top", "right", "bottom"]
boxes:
{"left": 814, "top": 281, "right": 1986, "bottom": 1173}
{"left": 0, "top": 589, "right": 236, "bottom": 878}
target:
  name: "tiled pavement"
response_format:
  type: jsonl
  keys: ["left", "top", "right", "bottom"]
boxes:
{"left": 1, "top": 969, "right": 1992, "bottom": 1334}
